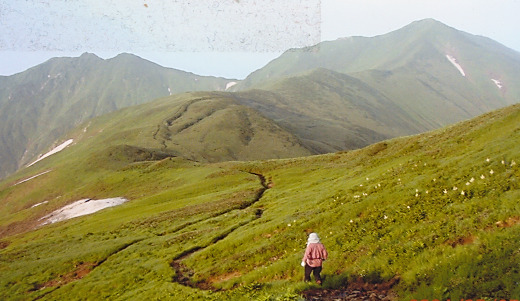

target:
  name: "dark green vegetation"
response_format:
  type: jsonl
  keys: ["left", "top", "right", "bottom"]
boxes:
{"left": 70, "top": 91, "right": 313, "bottom": 164}
{"left": 1, "top": 99, "right": 519, "bottom": 299}
{"left": 0, "top": 53, "right": 233, "bottom": 178}
{"left": 234, "top": 68, "right": 426, "bottom": 153}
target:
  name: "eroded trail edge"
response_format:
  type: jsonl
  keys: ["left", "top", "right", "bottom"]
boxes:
{"left": 169, "top": 171, "right": 271, "bottom": 290}
{"left": 32, "top": 239, "right": 144, "bottom": 300}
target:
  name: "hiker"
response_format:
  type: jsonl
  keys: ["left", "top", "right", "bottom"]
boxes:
{"left": 301, "top": 232, "right": 328, "bottom": 284}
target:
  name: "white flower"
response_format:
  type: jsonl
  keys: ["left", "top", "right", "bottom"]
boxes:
{"left": 453, "top": 186, "right": 458, "bottom": 191}
{"left": 480, "top": 174, "right": 486, "bottom": 179}
{"left": 384, "top": 215, "right": 388, "bottom": 220}
{"left": 359, "top": 184, "right": 363, "bottom": 187}
{"left": 443, "top": 189, "right": 448, "bottom": 194}
{"left": 502, "top": 160, "right": 505, "bottom": 165}
{"left": 461, "top": 191, "right": 465, "bottom": 196}
{"left": 486, "top": 158, "right": 490, "bottom": 162}
{"left": 416, "top": 189, "right": 419, "bottom": 192}
{"left": 287, "top": 223, "right": 291, "bottom": 227}
{"left": 512, "top": 160, "right": 516, "bottom": 166}
{"left": 426, "top": 190, "right": 429, "bottom": 194}
{"left": 350, "top": 219, "right": 354, "bottom": 223}
{"left": 490, "top": 169, "right": 494, "bottom": 175}
{"left": 466, "top": 182, "right": 471, "bottom": 186}
{"left": 470, "top": 177, "right": 475, "bottom": 182}
{"left": 415, "top": 193, "right": 419, "bottom": 197}
{"left": 366, "top": 177, "right": 369, "bottom": 181}
{"left": 407, "top": 206, "right": 411, "bottom": 209}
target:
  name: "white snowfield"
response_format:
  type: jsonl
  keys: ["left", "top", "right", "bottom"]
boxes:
{"left": 31, "top": 201, "right": 49, "bottom": 208}
{"left": 445, "top": 54, "right": 466, "bottom": 77}
{"left": 491, "top": 79, "right": 503, "bottom": 89}
{"left": 28, "top": 139, "right": 74, "bottom": 167}
{"left": 13, "top": 170, "right": 52, "bottom": 186}
{"left": 39, "top": 197, "right": 128, "bottom": 225}
{"left": 225, "top": 81, "right": 237, "bottom": 90}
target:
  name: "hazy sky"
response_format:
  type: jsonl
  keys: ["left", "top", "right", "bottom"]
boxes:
{"left": 1, "top": 0, "right": 519, "bottom": 79}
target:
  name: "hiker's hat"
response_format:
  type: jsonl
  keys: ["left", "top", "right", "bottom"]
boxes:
{"left": 307, "top": 232, "right": 320, "bottom": 244}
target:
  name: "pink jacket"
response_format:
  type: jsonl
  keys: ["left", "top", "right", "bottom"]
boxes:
{"left": 302, "top": 243, "right": 328, "bottom": 267}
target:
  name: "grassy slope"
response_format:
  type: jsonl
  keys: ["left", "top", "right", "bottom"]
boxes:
{"left": 0, "top": 53, "right": 233, "bottom": 179}
{"left": 228, "top": 20, "right": 520, "bottom": 156}
{"left": 0, "top": 104, "right": 519, "bottom": 300}
{"left": 74, "top": 91, "right": 313, "bottom": 163}
{"left": 0, "top": 90, "right": 313, "bottom": 240}
{"left": 235, "top": 20, "right": 520, "bottom": 141}
{"left": 238, "top": 19, "right": 520, "bottom": 101}
{"left": 234, "top": 68, "right": 429, "bottom": 153}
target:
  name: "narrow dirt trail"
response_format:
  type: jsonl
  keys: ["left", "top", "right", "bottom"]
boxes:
{"left": 32, "top": 238, "right": 144, "bottom": 300}
{"left": 302, "top": 276, "right": 399, "bottom": 301}
{"left": 169, "top": 171, "right": 270, "bottom": 290}
{"left": 26, "top": 170, "right": 270, "bottom": 298}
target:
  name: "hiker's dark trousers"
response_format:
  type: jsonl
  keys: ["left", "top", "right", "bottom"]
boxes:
{"left": 304, "top": 264, "right": 322, "bottom": 282}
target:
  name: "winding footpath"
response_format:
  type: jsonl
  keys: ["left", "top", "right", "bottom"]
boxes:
{"left": 169, "top": 171, "right": 270, "bottom": 290}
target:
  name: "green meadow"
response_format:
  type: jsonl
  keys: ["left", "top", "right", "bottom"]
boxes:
{"left": 1, "top": 104, "right": 519, "bottom": 300}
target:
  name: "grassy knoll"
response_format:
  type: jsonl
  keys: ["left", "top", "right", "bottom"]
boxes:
{"left": 0, "top": 104, "right": 519, "bottom": 300}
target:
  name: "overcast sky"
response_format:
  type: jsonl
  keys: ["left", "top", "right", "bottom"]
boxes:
{"left": 1, "top": 0, "right": 519, "bottom": 79}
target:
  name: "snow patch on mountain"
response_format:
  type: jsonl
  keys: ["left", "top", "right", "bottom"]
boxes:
{"left": 445, "top": 55, "right": 466, "bottom": 77}
{"left": 225, "top": 81, "right": 237, "bottom": 90}
{"left": 28, "top": 139, "right": 73, "bottom": 167}
{"left": 39, "top": 197, "right": 128, "bottom": 225}
{"left": 13, "top": 170, "right": 52, "bottom": 186}
{"left": 491, "top": 79, "right": 503, "bottom": 89}
{"left": 31, "top": 201, "right": 49, "bottom": 208}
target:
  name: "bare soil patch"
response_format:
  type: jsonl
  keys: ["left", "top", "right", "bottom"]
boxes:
{"left": 30, "top": 262, "right": 97, "bottom": 292}
{"left": 302, "top": 276, "right": 399, "bottom": 301}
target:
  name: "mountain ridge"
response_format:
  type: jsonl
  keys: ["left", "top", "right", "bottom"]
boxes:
{"left": 2, "top": 19, "right": 520, "bottom": 179}
{"left": 0, "top": 53, "right": 235, "bottom": 178}
{"left": 236, "top": 18, "right": 520, "bottom": 92}
{"left": 233, "top": 67, "right": 424, "bottom": 153}
{"left": 226, "top": 18, "right": 520, "bottom": 154}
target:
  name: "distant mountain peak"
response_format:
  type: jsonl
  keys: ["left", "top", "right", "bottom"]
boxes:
{"left": 113, "top": 52, "right": 142, "bottom": 59}
{"left": 79, "top": 52, "right": 102, "bottom": 60}
{"left": 400, "top": 18, "right": 458, "bottom": 36}
{"left": 412, "top": 18, "right": 444, "bottom": 25}
{"left": 408, "top": 18, "right": 452, "bottom": 28}
{"left": 0, "top": 51, "right": 232, "bottom": 179}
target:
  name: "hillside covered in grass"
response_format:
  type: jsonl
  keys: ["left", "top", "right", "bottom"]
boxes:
{"left": 234, "top": 68, "right": 429, "bottom": 153}
{"left": 0, "top": 19, "right": 520, "bottom": 183}
{"left": 3, "top": 19, "right": 520, "bottom": 181}
{"left": 0, "top": 53, "right": 233, "bottom": 178}
{"left": 0, "top": 99, "right": 519, "bottom": 299}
